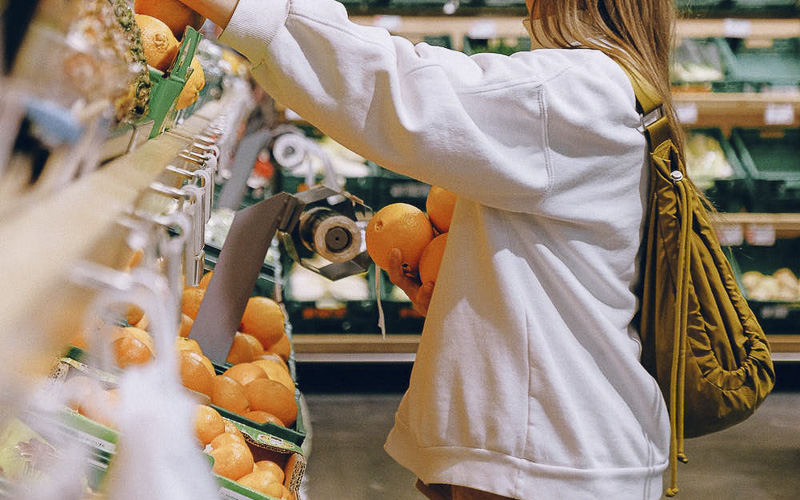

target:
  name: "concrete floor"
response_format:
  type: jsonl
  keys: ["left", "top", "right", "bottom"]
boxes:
{"left": 297, "top": 363, "right": 800, "bottom": 500}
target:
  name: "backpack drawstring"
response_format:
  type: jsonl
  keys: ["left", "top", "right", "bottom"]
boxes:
{"left": 666, "top": 166, "right": 692, "bottom": 496}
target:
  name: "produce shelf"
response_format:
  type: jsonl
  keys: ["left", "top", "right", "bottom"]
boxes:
{"left": 292, "top": 332, "right": 800, "bottom": 362}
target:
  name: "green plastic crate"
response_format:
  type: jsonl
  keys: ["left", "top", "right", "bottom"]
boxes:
{"left": 204, "top": 244, "right": 280, "bottom": 299}
{"left": 674, "top": 0, "right": 727, "bottom": 8}
{"left": 462, "top": 36, "right": 531, "bottom": 56}
{"left": 731, "top": 0, "right": 799, "bottom": 9}
{"left": 423, "top": 34, "right": 454, "bottom": 49}
{"left": 684, "top": 128, "right": 751, "bottom": 212}
{"left": 374, "top": 164, "right": 430, "bottom": 210}
{"left": 720, "top": 38, "right": 800, "bottom": 93}
{"left": 730, "top": 128, "right": 800, "bottom": 212}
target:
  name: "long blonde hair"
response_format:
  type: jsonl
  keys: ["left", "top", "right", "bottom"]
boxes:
{"left": 530, "top": 0, "right": 685, "bottom": 155}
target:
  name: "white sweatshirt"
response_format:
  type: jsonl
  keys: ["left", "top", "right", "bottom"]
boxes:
{"left": 220, "top": 1, "right": 671, "bottom": 498}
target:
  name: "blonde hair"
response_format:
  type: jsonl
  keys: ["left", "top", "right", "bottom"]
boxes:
{"left": 530, "top": 0, "right": 685, "bottom": 155}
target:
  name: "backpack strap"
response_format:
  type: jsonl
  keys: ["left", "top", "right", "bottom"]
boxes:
{"left": 624, "top": 67, "right": 691, "bottom": 497}
{"left": 625, "top": 68, "right": 672, "bottom": 153}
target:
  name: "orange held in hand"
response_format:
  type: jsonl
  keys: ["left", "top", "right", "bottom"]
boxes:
{"left": 419, "top": 232, "right": 449, "bottom": 286}
{"left": 426, "top": 186, "right": 457, "bottom": 234}
{"left": 135, "top": 15, "right": 179, "bottom": 72}
{"left": 366, "top": 203, "right": 434, "bottom": 273}
{"left": 134, "top": 0, "right": 206, "bottom": 39}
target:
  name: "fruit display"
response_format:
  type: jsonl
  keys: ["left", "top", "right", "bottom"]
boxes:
{"left": 684, "top": 131, "right": 735, "bottom": 189}
{"left": 742, "top": 268, "right": 800, "bottom": 302}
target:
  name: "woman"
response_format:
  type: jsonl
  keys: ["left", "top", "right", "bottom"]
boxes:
{"left": 180, "top": 1, "right": 681, "bottom": 498}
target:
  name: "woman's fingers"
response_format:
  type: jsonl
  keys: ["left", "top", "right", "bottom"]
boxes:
{"left": 387, "top": 249, "right": 420, "bottom": 294}
{"left": 413, "top": 282, "right": 435, "bottom": 316}
{"left": 386, "top": 248, "right": 434, "bottom": 316}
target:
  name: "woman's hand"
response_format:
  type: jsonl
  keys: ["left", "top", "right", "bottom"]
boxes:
{"left": 177, "top": 0, "right": 239, "bottom": 29}
{"left": 386, "top": 249, "right": 435, "bottom": 316}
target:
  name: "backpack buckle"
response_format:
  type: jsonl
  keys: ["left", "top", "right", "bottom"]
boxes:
{"left": 639, "top": 105, "right": 665, "bottom": 132}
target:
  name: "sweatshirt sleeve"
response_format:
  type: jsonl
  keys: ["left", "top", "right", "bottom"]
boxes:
{"left": 219, "top": 0, "right": 566, "bottom": 212}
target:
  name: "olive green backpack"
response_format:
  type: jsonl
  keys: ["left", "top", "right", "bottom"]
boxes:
{"left": 626, "top": 70, "right": 776, "bottom": 496}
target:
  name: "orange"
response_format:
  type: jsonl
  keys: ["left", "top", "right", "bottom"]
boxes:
{"left": 280, "top": 485, "right": 295, "bottom": 500}
{"left": 181, "top": 287, "right": 205, "bottom": 320}
{"left": 209, "top": 439, "right": 254, "bottom": 481}
{"left": 178, "top": 313, "right": 194, "bottom": 338}
{"left": 211, "top": 375, "right": 250, "bottom": 415}
{"left": 239, "top": 297, "right": 286, "bottom": 349}
{"left": 70, "top": 332, "right": 88, "bottom": 350}
{"left": 237, "top": 470, "right": 283, "bottom": 498}
{"left": 125, "top": 248, "right": 145, "bottom": 270}
{"left": 176, "top": 57, "right": 205, "bottom": 110}
{"left": 112, "top": 326, "right": 155, "bottom": 368}
{"left": 176, "top": 337, "right": 203, "bottom": 354}
{"left": 198, "top": 271, "right": 214, "bottom": 290}
{"left": 210, "top": 431, "right": 246, "bottom": 451}
{"left": 134, "top": 0, "right": 206, "bottom": 39}
{"left": 195, "top": 405, "right": 225, "bottom": 446}
{"left": 418, "top": 232, "right": 449, "bottom": 286}
{"left": 244, "top": 410, "right": 285, "bottom": 427}
{"left": 254, "top": 460, "right": 285, "bottom": 484}
{"left": 244, "top": 379, "right": 297, "bottom": 427}
{"left": 425, "top": 186, "right": 457, "bottom": 234}
{"left": 223, "top": 420, "right": 246, "bottom": 441}
{"left": 134, "top": 312, "right": 149, "bottom": 331}
{"left": 226, "top": 332, "right": 265, "bottom": 365}
{"left": 265, "top": 333, "right": 291, "bottom": 362}
{"left": 135, "top": 15, "right": 179, "bottom": 72}
{"left": 256, "top": 353, "right": 289, "bottom": 371}
{"left": 251, "top": 359, "right": 295, "bottom": 392}
{"left": 224, "top": 363, "right": 267, "bottom": 387}
{"left": 125, "top": 304, "right": 145, "bottom": 326}
{"left": 365, "top": 203, "right": 434, "bottom": 272}
{"left": 79, "top": 388, "right": 119, "bottom": 430}
{"left": 179, "top": 350, "right": 215, "bottom": 398}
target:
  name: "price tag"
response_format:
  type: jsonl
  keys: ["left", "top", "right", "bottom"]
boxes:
{"left": 373, "top": 15, "right": 403, "bottom": 32}
{"left": 716, "top": 224, "right": 744, "bottom": 247}
{"left": 723, "top": 18, "right": 752, "bottom": 38}
{"left": 468, "top": 20, "right": 498, "bottom": 39}
{"left": 745, "top": 224, "right": 776, "bottom": 246}
{"left": 764, "top": 103, "right": 795, "bottom": 125}
{"left": 676, "top": 103, "right": 699, "bottom": 125}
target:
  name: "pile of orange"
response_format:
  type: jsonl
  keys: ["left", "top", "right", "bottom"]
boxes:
{"left": 194, "top": 405, "right": 296, "bottom": 499}
{"left": 180, "top": 283, "right": 298, "bottom": 428}
{"left": 365, "top": 186, "right": 455, "bottom": 287}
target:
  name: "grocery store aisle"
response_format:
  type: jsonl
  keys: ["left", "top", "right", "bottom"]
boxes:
{"left": 297, "top": 363, "right": 800, "bottom": 500}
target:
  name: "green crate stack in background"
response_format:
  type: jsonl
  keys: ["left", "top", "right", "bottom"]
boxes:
{"left": 719, "top": 37, "right": 800, "bottom": 93}
{"left": 731, "top": 128, "right": 800, "bottom": 213}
